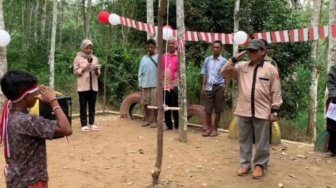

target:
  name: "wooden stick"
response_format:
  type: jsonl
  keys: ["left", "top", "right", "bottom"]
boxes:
{"left": 147, "top": 105, "right": 180, "bottom": 111}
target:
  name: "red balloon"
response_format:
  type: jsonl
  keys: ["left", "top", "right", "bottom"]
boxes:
{"left": 97, "top": 11, "right": 110, "bottom": 23}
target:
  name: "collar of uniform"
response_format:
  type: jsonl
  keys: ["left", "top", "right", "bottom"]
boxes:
{"left": 248, "top": 59, "right": 265, "bottom": 67}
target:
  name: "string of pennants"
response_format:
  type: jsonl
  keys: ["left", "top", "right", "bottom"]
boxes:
{"left": 119, "top": 16, "right": 336, "bottom": 44}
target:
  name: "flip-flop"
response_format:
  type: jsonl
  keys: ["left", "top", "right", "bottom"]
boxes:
{"left": 202, "top": 130, "right": 211, "bottom": 137}
{"left": 81, "top": 126, "right": 90, "bottom": 132}
{"left": 209, "top": 131, "right": 219, "bottom": 137}
{"left": 237, "top": 168, "right": 251, "bottom": 176}
{"left": 90, "top": 125, "right": 100, "bottom": 131}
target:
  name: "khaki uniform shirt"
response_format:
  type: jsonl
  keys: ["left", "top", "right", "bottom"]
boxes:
{"left": 73, "top": 55, "right": 100, "bottom": 92}
{"left": 220, "top": 59, "right": 283, "bottom": 120}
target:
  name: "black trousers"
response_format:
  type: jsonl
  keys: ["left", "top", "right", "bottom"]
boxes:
{"left": 326, "top": 98, "right": 336, "bottom": 154}
{"left": 78, "top": 90, "right": 97, "bottom": 127}
{"left": 164, "top": 87, "right": 179, "bottom": 129}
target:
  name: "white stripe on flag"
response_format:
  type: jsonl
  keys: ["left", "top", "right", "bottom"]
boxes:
{"left": 126, "top": 18, "right": 132, "bottom": 27}
{"left": 324, "top": 26, "right": 329, "bottom": 37}
{"left": 275, "top": 31, "right": 281, "bottom": 42}
{"left": 221, "top": 33, "right": 225, "bottom": 44}
{"left": 207, "top": 33, "right": 212, "bottom": 43}
{"left": 294, "top": 29, "right": 299, "bottom": 42}
{"left": 200, "top": 32, "right": 206, "bottom": 41}
{"left": 266, "top": 32, "right": 272, "bottom": 43}
{"left": 303, "top": 28, "right": 308, "bottom": 41}
{"left": 193, "top": 32, "right": 198, "bottom": 41}
{"left": 284, "top": 30, "right": 289, "bottom": 42}
{"left": 132, "top": 20, "right": 136, "bottom": 28}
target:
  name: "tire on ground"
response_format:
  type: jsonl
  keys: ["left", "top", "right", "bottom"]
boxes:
{"left": 314, "top": 130, "right": 329, "bottom": 152}
{"left": 187, "top": 104, "right": 207, "bottom": 130}
{"left": 119, "top": 92, "right": 141, "bottom": 119}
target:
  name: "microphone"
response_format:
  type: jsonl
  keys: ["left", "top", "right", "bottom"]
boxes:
{"left": 87, "top": 57, "right": 93, "bottom": 63}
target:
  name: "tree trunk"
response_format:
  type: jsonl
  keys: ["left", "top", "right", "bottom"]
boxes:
{"left": 176, "top": 0, "right": 188, "bottom": 142}
{"left": 83, "top": 0, "right": 91, "bottom": 39}
{"left": 307, "top": 0, "right": 322, "bottom": 142}
{"left": 151, "top": 0, "right": 166, "bottom": 185}
{"left": 0, "top": 0, "right": 7, "bottom": 108}
{"left": 326, "top": 0, "right": 336, "bottom": 116}
{"left": 146, "top": 0, "right": 154, "bottom": 39}
{"left": 48, "top": 0, "right": 58, "bottom": 89}
{"left": 34, "top": 0, "right": 39, "bottom": 42}
{"left": 41, "top": 0, "right": 47, "bottom": 36}
{"left": 231, "top": 0, "right": 240, "bottom": 114}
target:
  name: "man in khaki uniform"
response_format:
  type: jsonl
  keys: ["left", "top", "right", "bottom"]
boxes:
{"left": 220, "top": 39, "right": 283, "bottom": 179}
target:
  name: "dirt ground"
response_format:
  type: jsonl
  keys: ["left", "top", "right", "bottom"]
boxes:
{"left": 0, "top": 114, "right": 336, "bottom": 188}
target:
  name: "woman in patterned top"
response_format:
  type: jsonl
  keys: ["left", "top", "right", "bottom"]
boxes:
{"left": 0, "top": 70, "right": 72, "bottom": 188}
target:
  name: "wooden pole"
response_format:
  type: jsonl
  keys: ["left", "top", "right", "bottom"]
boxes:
{"left": 151, "top": 0, "right": 167, "bottom": 185}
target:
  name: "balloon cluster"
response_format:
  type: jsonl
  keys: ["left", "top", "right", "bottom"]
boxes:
{"left": 97, "top": 11, "right": 120, "bottom": 25}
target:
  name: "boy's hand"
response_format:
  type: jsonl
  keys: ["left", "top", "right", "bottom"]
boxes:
{"left": 38, "top": 85, "right": 56, "bottom": 103}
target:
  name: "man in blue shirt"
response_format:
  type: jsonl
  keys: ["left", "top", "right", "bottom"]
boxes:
{"left": 201, "top": 40, "right": 228, "bottom": 137}
{"left": 138, "top": 39, "right": 158, "bottom": 128}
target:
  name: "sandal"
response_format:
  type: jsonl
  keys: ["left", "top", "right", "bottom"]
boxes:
{"left": 202, "top": 130, "right": 211, "bottom": 137}
{"left": 209, "top": 131, "right": 219, "bottom": 137}
{"left": 237, "top": 168, "right": 251, "bottom": 176}
{"left": 252, "top": 165, "right": 264, "bottom": 179}
{"left": 90, "top": 124, "right": 100, "bottom": 131}
{"left": 81, "top": 126, "right": 90, "bottom": 132}
{"left": 324, "top": 152, "right": 336, "bottom": 158}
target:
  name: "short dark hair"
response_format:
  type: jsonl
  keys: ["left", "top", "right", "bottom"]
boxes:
{"left": 146, "top": 39, "right": 156, "bottom": 46}
{"left": 213, "top": 40, "right": 222, "bottom": 46}
{"left": 260, "top": 39, "right": 268, "bottom": 48}
{"left": 1, "top": 70, "right": 38, "bottom": 100}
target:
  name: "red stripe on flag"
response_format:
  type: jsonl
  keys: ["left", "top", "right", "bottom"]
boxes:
{"left": 261, "top": 32, "right": 267, "bottom": 40}
{"left": 289, "top": 30, "right": 295, "bottom": 43}
{"left": 298, "top": 28, "right": 304, "bottom": 41}
{"left": 332, "top": 24, "right": 336, "bottom": 38}
{"left": 271, "top": 32, "right": 277, "bottom": 43}
{"left": 253, "top": 33, "right": 258, "bottom": 39}
{"left": 279, "top": 30, "right": 285, "bottom": 42}
{"left": 319, "top": 26, "right": 325, "bottom": 38}
{"left": 225, "top": 34, "right": 230, "bottom": 44}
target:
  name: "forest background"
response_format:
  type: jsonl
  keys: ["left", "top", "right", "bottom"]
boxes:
{"left": 2, "top": 0, "right": 332, "bottom": 142}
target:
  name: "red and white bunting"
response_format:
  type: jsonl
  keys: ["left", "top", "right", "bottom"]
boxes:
{"left": 117, "top": 16, "right": 336, "bottom": 43}
{"left": 184, "top": 31, "right": 198, "bottom": 41}
{"left": 270, "top": 30, "right": 289, "bottom": 43}
{"left": 198, "top": 32, "right": 213, "bottom": 43}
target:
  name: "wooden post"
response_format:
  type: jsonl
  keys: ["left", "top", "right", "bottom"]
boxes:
{"left": 151, "top": 0, "right": 167, "bottom": 185}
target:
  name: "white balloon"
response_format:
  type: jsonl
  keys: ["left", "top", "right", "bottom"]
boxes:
{"left": 108, "top": 13, "right": 120, "bottom": 25}
{"left": 163, "top": 26, "right": 173, "bottom": 40}
{"left": 233, "top": 31, "right": 248, "bottom": 45}
{"left": 0, "top": 30, "right": 10, "bottom": 47}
